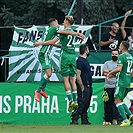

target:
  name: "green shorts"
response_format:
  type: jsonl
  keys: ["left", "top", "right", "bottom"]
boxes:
{"left": 38, "top": 52, "right": 51, "bottom": 70}
{"left": 60, "top": 52, "right": 76, "bottom": 77}
{"left": 114, "top": 86, "right": 130, "bottom": 100}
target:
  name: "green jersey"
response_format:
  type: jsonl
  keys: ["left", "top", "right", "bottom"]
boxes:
{"left": 116, "top": 52, "right": 133, "bottom": 88}
{"left": 57, "top": 28, "right": 76, "bottom": 76}
{"left": 58, "top": 28, "right": 76, "bottom": 54}
{"left": 40, "top": 26, "right": 59, "bottom": 54}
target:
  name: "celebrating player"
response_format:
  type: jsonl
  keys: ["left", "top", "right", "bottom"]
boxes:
{"left": 35, "top": 16, "right": 84, "bottom": 111}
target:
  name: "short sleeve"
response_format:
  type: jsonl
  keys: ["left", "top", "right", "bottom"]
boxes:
{"left": 101, "top": 33, "right": 109, "bottom": 42}
{"left": 76, "top": 58, "right": 83, "bottom": 70}
{"left": 117, "top": 55, "right": 123, "bottom": 66}
{"left": 44, "top": 27, "right": 58, "bottom": 41}
{"left": 103, "top": 62, "right": 108, "bottom": 70}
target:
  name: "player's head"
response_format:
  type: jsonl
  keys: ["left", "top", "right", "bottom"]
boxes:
{"left": 79, "top": 44, "right": 89, "bottom": 57}
{"left": 111, "top": 22, "right": 119, "bottom": 34}
{"left": 111, "top": 49, "right": 119, "bottom": 61}
{"left": 119, "top": 41, "right": 129, "bottom": 52}
{"left": 64, "top": 16, "right": 74, "bottom": 28}
{"left": 48, "top": 18, "right": 58, "bottom": 27}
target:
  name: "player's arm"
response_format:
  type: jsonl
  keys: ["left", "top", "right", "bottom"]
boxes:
{"left": 76, "top": 69, "right": 84, "bottom": 91}
{"left": 107, "top": 65, "right": 122, "bottom": 79}
{"left": 34, "top": 37, "right": 59, "bottom": 47}
{"left": 57, "top": 30, "right": 85, "bottom": 40}
{"left": 53, "top": 43, "right": 61, "bottom": 48}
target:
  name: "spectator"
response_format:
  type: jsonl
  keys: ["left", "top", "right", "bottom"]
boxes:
{"left": 102, "top": 49, "right": 122, "bottom": 125}
{"left": 121, "top": 10, "right": 132, "bottom": 50}
{"left": 100, "top": 12, "right": 130, "bottom": 51}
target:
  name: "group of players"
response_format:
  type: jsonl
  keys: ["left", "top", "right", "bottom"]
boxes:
{"left": 33, "top": 15, "right": 133, "bottom": 126}
{"left": 34, "top": 16, "right": 85, "bottom": 113}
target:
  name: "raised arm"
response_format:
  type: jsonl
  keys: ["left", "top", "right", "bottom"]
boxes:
{"left": 121, "top": 10, "right": 132, "bottom": 39}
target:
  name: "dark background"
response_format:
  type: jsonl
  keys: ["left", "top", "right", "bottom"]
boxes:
{"left": 0, "top": 0, "right": 133, "bottom": 81}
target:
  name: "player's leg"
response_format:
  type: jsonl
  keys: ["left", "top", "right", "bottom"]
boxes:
{"left": 115, "top": 98, "right": 130, "bottom": 126}
{"left": 34, "top": 52, "right": 51, "bottom": 102}
{"left": 62, "top": 76, "right": 74, "bottom": 112}
{"left": 70, "top": 83, "right": 82, "bottom": 124}
{"left": 69, "top": 76, "right": 77, "bottom": 104}
{"left": 39, "top": 68, "right": 52, "bottom": 98}
{"left": 60, "top": 53, "right": 76, "bottom": 111}
{"left": 114, "top": 86, "right": 130, "bottom": 126}
{"left": 69, "top": 60, "right": 77, "bottom": 107}
{"left": 63, "top": 76, "right": 73, "bottom": 102}
{"left": 112, "top": 88, "right": 122, "bottom": 124}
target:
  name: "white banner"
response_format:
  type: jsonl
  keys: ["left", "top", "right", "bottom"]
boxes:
{"left": 7, "top": 25, "right": 93, "bottom": 81}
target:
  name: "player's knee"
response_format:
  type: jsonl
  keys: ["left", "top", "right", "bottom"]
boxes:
{"left": 114, "top": 98, "right": 122, "bottom": 104}
{"left": 46, "top": 73, "right": 52, "bottom": 78}
{"left": 69, "top": 77, "right": 75, "bottom": 83}
{"left": 45, "top": 69, "right": 52, "bottom": 78}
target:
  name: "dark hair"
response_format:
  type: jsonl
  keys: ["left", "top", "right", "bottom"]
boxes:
{"left": 47, "top": 18, "right": 57, "bottom": 26}
{"left": 79, "top": 44, "right": 88, "bottom": 55}
{"left": 121, "top": 41, "right": 129, "bottom": 50}
{"left": 111, "top": 48, "right": 119, "bottom": 53}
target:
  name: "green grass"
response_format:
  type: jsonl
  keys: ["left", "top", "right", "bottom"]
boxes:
{"left": 0, "top": 124, "right": 133, "bottom": 133}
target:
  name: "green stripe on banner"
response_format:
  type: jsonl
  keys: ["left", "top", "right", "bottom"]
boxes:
{"left": 9, "top": 50, "right": 32, "bottom": 57}
{"left": 9, "top": 52, "right": 33, "bottom": 70}
{"left": 8, "top": 57, "right": 35, "bottom": 81}
{"left": 72, "top": 25, "right": 79, "bottom": 30}
{"left": 85, "top": 28, "right": 92, "bottom": 37}
{"left": 0, "top": 82, "right": 104, "bottom": 124}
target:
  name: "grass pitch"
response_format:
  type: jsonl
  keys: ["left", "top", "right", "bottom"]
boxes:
{"left": 0, "top": 124, "right": 133, "bottom": 133}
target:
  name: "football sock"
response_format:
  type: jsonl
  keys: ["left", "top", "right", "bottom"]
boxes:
{"left": 123, "top": 103, "right": 132, "bottom": 116}
{"left": 66, "top": 90, "right": 72, "bottom": 101}
{"left": 116, "top": 103, "right": 127, "bottom": 120}
{"left": 37, "top": 74, "right": 48, "bottom": 92}
{"left": 72, "top": 91, "right": 77, "bottom": 102}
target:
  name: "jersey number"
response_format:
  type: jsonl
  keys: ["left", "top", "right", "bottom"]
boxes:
{"left": 127, "top": 60, "right": 132, "bottom": 73}
{"left": 67, "top": 35, "right": 73, "bottom": 47}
